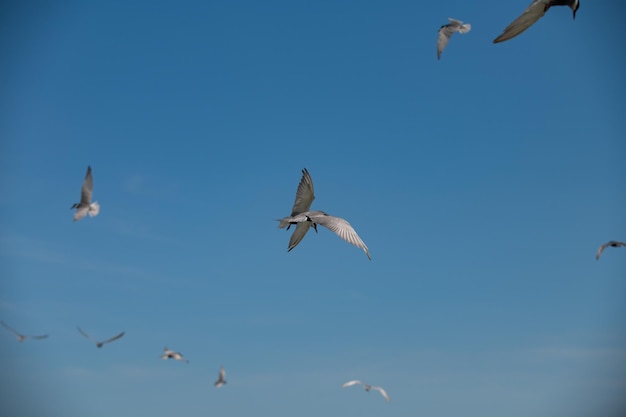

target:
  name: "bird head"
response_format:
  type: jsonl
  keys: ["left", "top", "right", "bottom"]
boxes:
{"left": 571, "top": 0, "right": 580, "bottom": 19}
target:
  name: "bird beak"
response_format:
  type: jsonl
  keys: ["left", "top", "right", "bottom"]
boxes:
{"left": 572, "top": 10, "right": 576, "bottom": 19}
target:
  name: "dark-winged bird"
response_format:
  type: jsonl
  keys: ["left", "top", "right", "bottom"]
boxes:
{"left": 493, "top": 0, "right": 580, "bottom": 43}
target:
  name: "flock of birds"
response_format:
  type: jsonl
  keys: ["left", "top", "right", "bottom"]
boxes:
{"left": 4, "top": 0, "right": 624, "bottom": 408}
{"left": 437, "top": 0, "right": 579, "bottom": 59}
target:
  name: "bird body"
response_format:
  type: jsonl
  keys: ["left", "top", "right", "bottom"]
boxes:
{"left": 160, "top": 347, "right": 189, "bottom": 363}
{"left": 72, "top": 166, "right": 100, "bottom": 221}
{"left": 77, "top": 326, "right": 125, "bottom": 348}
{"left": 596, "top": 241, "right": 626, "bottom": 260}
{"left": 214, "top": 366, "right": 226, "bottom": 387}
{"left": 437, "top": 18, "right": 471, "bottom": 60}
{"left": 277, "top": 169, "right": 371, "bottom": 259}
{"left": 342, "top": 380, "right": 390, "bottom": 403}
{"left": 1, "top": 321, "right": 48, "bottom": 342}
{"left": 493, "top": 0, "right": 580, "bottom": 43}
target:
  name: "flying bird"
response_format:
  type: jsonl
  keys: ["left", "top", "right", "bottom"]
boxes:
{"left": 1, "top": 320, "right": 48, "bottom": 342}
{"left": 214, "top": 366, "right": 227, "bottom": 388}
{"left": 160, "top": 347, "right": 189, "bottom": 363}
{"left": 493, "top": 0, "right": 580, "bottom": 43}
{"left": 77, "top": 326, "right": 125, "bottom": 348}
{"left": 71, "top": 165, "right": 100, "bottom": 221}
{"left": 437, "top": 18, "right": 471, "bottom": 60}
{"left": 277, "top": 168, "right": 371, "bottom": 259}
{"left": 596, "top": 241, "right": 626, "bottom": 260}
{"left": 342, "top": 380, "right": 390, "bottom": 403}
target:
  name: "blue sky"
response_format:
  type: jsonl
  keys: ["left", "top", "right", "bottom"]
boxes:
{"left": 1, "top": 1, "right": 625, "bottom": 416}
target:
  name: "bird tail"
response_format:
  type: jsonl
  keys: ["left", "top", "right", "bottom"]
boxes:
{"left": 88, "top": 201, "right": 100, "bottom": 217}
{"left": 277, "top": 218, "right": 291, "bottom": 229}
{"left": 459, "top": 23, "right": 471, "bottom": 34}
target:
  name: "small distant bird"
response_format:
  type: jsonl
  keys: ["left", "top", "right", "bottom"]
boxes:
{"left": 1, "top": 320, "right": 48, "bottom": 342}
{"left": 160, "top": 347, "right": 189, "bottom": 363}
{"left": 277, "top": 168, "right": 371, "bottom": 260}
{"left": 77, "top": 326, "right": 125, "bottom": 348}
{"left": 493, "top": 0, "right": 580, "bottom": 43}
{"left": 342, "top": 380, "right": 390, "bottom": 403}
{"left": 71, "top": 165, "right": 100, "bottom": 221}
{"left": 437, "top": 18, "right": 471, "bottom": 60}
{"left": 596, "top": 241, "right": 626, "bottom": 260}
{"left": 214, "top": 366, "right": 227, "bottom": 388}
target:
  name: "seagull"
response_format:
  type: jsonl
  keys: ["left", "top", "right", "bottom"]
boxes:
{"left": 342, "top": 380, "right": 390, "bottom": 403}
{"left": 437, "top": 18, "right": 471, "bottom": 60}
{"left": 1, "top": 320, "right": 48, "bottom": 342}
{"left": 71, "top": 165, "right": 100, "bottom": 221}
{"left": 277, "top": 168, "right": 371, "bottom": 260}
{"left": 596, "top": 241, "right": 626, "bottom": 260}
{"left": 214, "top": 366, "right": 227, "bottom": 388}
{"left": 160, "top": 347, "right": 189, "bottom": 363}
{"left": 493, "top": 0, "right": 580, "bottom": 43}
{"left": 77, "top": 326, "right": 125, "bottom": 348}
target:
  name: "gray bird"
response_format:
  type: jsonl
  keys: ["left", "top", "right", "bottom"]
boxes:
{"left": 277, "top": 168, "right": 371, "bottom": 260}
{"left": 160, "top": 347, "right": 189, "bottom": 363}
{"left": 77, "top": 326, "right": 124, "bottom": 348}
{"left": 71, "top": 166, "right": 100, "bottom": 221}
{"left": 1, "top": 320, "right": 48, "bottom": 342}
{"left": 437, "top": 18, "right": 471, "bottom": 60}
{"left": 342, "top": 380, "right": 390, "bottom": 403}
{"left": 214, "top": 366, "right": 226, "bottom": 388}
{"left": 493, "top": 0, "right": 580, "bottom": 43}
{"left": 596, "top": 241, "right": 626, "bottom": 260}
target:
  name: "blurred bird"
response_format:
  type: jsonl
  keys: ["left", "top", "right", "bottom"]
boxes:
{"left": 71, "top": 166, "right": 100, "bottom": 221}
{"left": 214, "top": 366, "right": 226, "bottom": 387}
{"left": 342, "top": 380, "right": 390, "bottom": 403}
{"left": 493, "top": 0, "right": 580, "bottom": 43}
{"left": 77, "top": 326, "right": 125, "bottom": 348}
{"left": 1, "top": 320, "right": 48, "bottom": 342}
{"left": 160, "top": 347, "right": 189, "bottom": 363}
{"left": 596, "top": 241, "right": 626, "bottom": 260}
{"left": 277, "top": 168, "right": 371, "bottom": 260}
{"left": 437, "top": 18, "right": 471, "bottom": 60}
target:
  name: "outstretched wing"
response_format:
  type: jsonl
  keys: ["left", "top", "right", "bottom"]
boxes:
{"left": 1, "top": 320, "right": 23, "bottom": 337}
{"left": 437, "top": 25, "right": 455, "bottom": 60}
{"left": 80, "top": 166, "right": 94, "bottom": 205}
{"left": 596, "top": 241, "right": 626, "bottom": 260}
{"left": 493, "top": 0, "right": 547, "bottom": 43}
{"left": 102, "top": 331, "right": 125, "bottom": 345}
{"left": 288, "top": 222, "right": 313, "bottom": 252}
{"left": 291, "top": 168, "right": 315, "bottom": 216}
{"left": 77, "top": 326, "right": 98, "bottom": 344}
{"left": 215, "top": 366, "right": 226, "bottom": 387}
{"left": 29, "top": 334, "right": 49, "bottom": 340}
{"left": 342, "top": 380, "right": 364, "bottom": 388}
{"left": 371, "top": 386, "right": 390, "bottom": 403}
{"left": 312, "top": 214, "right": 371, "bottom": 260}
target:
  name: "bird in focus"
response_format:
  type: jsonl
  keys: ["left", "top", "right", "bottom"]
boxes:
{"left": 71, "top": 165, "right": 100, "bottom": 221}
{"left": 437, "top": 18, "right": 471, "bottom": 60}
{"left": 493, "top": 0, "right": 580, "bottom": 43}
{"left": 77, "top": 326, "right": 125, "bottom": 348}
{"left": 595, "top": 241, "right": 626, "bottom": 260}
{"left": 214, "top": 366, "right": 227, "bottom": 387}
{"left": 160, "top": 347, "right": 190, "bottom": 363}
{"left": 342, "top": 380, "right": 390, "bottom": 403}
{"left": 277, "top": 168, "right": 371, "bottom": 260}
{"left": 1, "top": 320, "right": 48, "bottom": 342}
